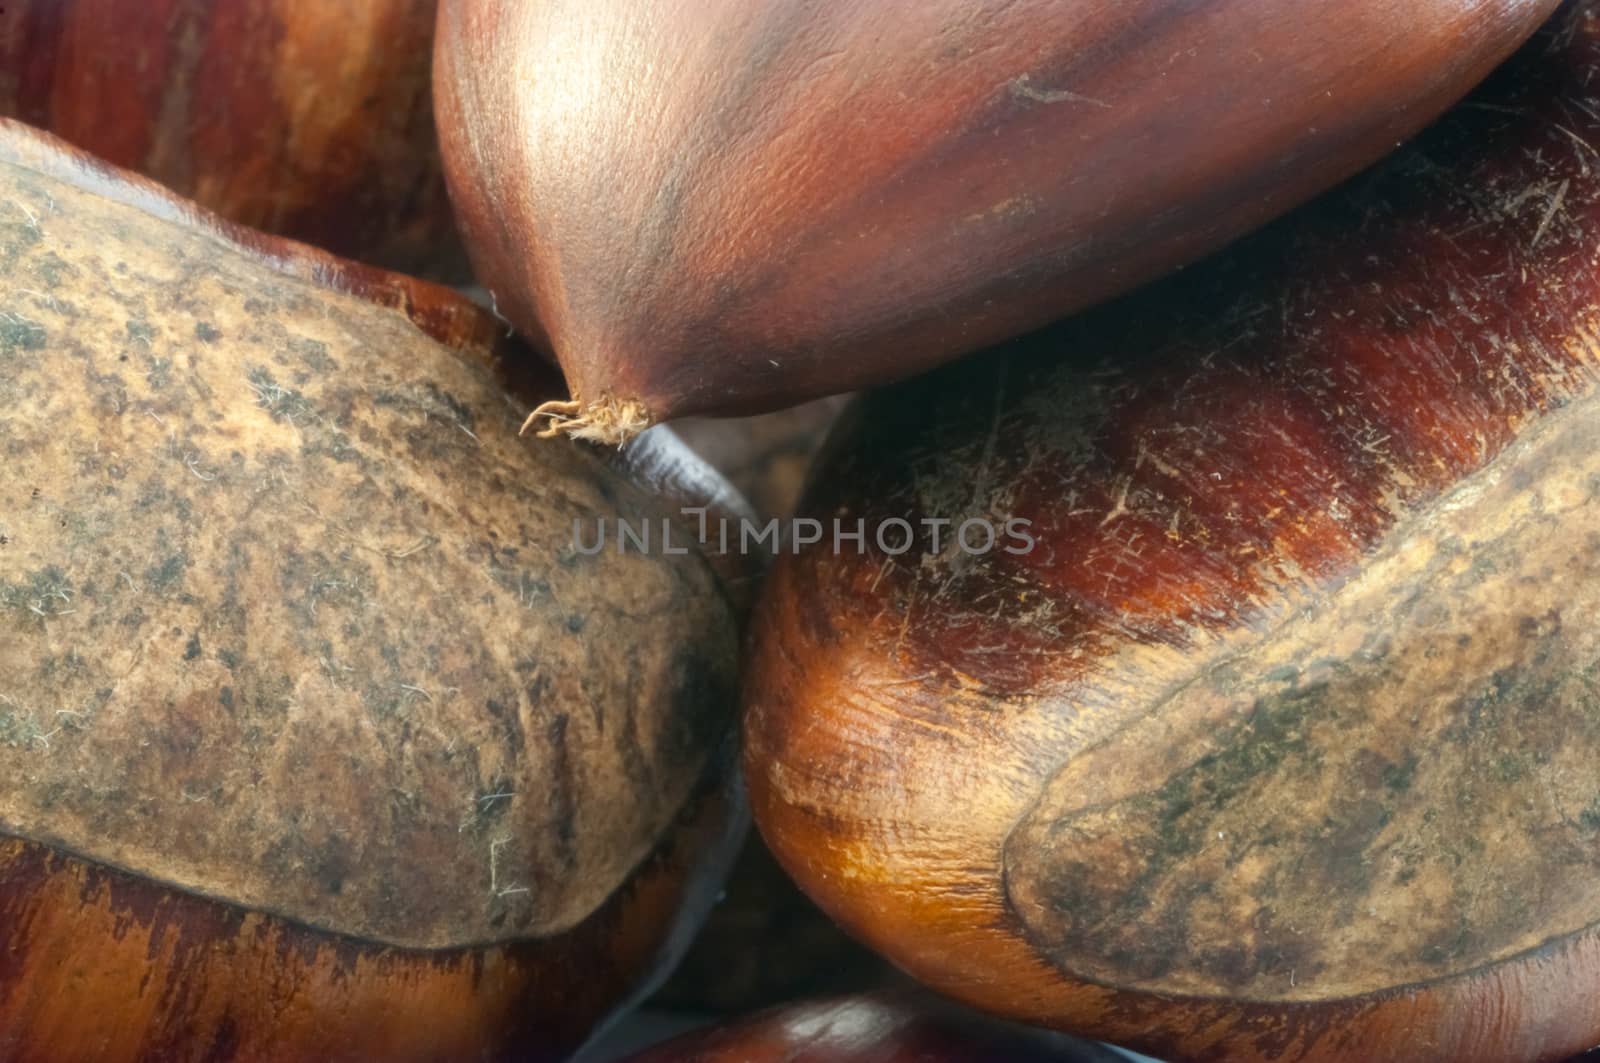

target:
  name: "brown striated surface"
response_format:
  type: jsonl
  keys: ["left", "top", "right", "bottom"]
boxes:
{"left": 0, "top": 0, "right": 461, "bottom": 275}
{"left": 745, "top": 3, "right": 1600, "bottom": 1060}
{"left": 621, "top": 993, "right": 1125, "bottom": 1063}
{"left": 435, "top": 0, "right": 1557, "bottom": 438}
{"left": 0, "top": 119, "right": 746, "bottom": 1059}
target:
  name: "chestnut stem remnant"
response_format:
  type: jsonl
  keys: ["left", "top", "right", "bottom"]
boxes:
{"left": 524, "top": 394, "right": 654, "bottom": 447}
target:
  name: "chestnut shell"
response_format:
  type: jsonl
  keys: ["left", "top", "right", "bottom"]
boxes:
{"left": 435, "top": 0, "right": 1558, "bottom": 437}
{"left": 0, "top": 0, "right": 462, "bottom": 275}
{"left": 745, "top": 4, "right": 1600, "bottom": 1060}
{"left": 0, "top": 119, "right": 746, "bottom": 1061}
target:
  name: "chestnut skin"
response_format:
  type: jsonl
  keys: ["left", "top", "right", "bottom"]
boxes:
{"left": 745, "top": 3, "right": 1600, "bottom": 1061}
{"left": 621, "top": 994, "right": 1126, "bottom": 1063}
{"left": 0, "top": 120, "right": 748, "bottom": 1062}
{"left": 0, "top": 0, "right": 462, "bottom": 275}
{"left": 434, "top": 0, "right": 1558, "bottom": 441}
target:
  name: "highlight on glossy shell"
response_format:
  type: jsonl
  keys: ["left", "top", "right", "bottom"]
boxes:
{"left": 0, "top": 0, "right": 461, "bottom": 275}
{"left": 744, "top": 5, "right": 1600, "bottom": 1061}
{"left": 620, "top": 994, "right": 1126, "bottom": 1063}
{"left": 0, "top": 118, "right": 746, "bottom": 1062}
{"left": 434, "top": 0, "right": 1560, "bottom": 443}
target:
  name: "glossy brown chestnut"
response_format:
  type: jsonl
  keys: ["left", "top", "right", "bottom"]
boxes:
{"left": 745, "top": 3, "right": 1600, "bottom": 1060}
{"left": 621, "top": 994, "right": 1125, "bottom": 1063}
{"left": 0, "top": 0, "right": 462, "bottom": 275}
{"left": 0, "top": 120, "right": 746, "bottom": 1062}
{"left": 434, "top": 0, "right": 1558, "bottom": 443}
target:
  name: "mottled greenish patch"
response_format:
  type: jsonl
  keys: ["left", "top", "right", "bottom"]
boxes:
{"left": 1579, "top": 795, "right": 1600, "bottom": 832}
{"left": 144, "top": 552, "right": 189, "bottom": 592}
{"left": 31, "top": 250, "right": 73, "bottom": 288}
{"left": 0, "top": 215, "right": 43, "bottom": 273}
{"left": 1383, "top": 752, "right": 1419, "bottom": 793}
{"left": 1154, "top": 680, "right": 1319, "bottom": 825}
{"left": 371, "top": 381, "right": 478, "bottom": 434}
{"left": 289, "top": 336, "right": 335, "bottom": 374}
{"left": 0, "top": 566, "right": 73, "bottom": 618}
{"left": 245, "top": 365, "right": 315, "bottom": 424}
{"left": 0, "top": 702, "right": 57, "bottom": 750}
{"left": 0, "top": 314, "right": 45, "bottom": 355}
{"left": 142, "top": 355, "right": 172, "bottom": 390}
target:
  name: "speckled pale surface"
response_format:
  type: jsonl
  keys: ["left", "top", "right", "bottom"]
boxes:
{"left": 0, "top": 125, "right": 741, "bottom": 951}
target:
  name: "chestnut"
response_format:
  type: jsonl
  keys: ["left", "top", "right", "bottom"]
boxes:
{"left": 0, "top": 120, "right": 745, "bottom": 1062}
{"left": 619, "top": 994, "right": 1124, "bottom": 1063}
{"left": 0, "top": 0, "right": 461, "bottom": 275}
{"left": 744, "top": 3, "right": 1600, "bottom": 1061}
{"left": 433, "top": 0, "right": 1557, "bottom": 441}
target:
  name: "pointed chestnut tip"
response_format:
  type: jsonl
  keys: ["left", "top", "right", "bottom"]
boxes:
{"left": 522, "top": 394, "right": 654, "bottom": 447}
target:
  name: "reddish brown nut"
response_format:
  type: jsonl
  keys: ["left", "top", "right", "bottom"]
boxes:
{"left": 434, "top": 0, "right": 1557, "bottom": 442}
{"left": 0, "top": 0, "right": 462, "bottom": 275}
{"left": 744, "top": 4, "right": 1600, "bottom": 1061}
{"left": 621, "top": 994, "right": 1125, "bottom": 1063}
{"left": 0, "top": 120, "right": 745, "bottom": 1063}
